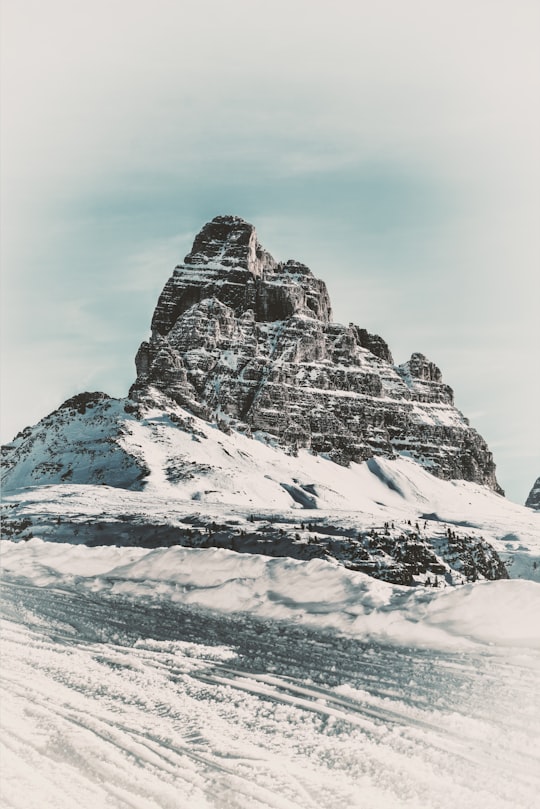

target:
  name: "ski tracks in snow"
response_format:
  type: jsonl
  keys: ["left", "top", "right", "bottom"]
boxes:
{"left": 1, "top": 578, "right": 540, "bottom": 809}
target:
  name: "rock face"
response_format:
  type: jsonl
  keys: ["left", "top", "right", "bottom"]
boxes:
{"left": 131, "top": 215, "right": 502, "bottom": 492}
{"left": 149, "top": 216, "right": 332, "bottom": 336}
{"left": 525, "top": 478, "right": 540, "bottom": 510}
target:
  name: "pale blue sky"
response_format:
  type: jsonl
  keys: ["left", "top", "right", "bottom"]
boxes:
{"left": 1, "top": 0, "right": 539, "bottom": 503}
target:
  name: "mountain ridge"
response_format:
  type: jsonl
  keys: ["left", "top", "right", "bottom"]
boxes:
{"left": 3, "top": 215, "right": 503, "bottom": 493}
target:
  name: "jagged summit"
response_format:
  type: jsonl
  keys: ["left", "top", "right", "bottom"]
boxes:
{"left": 130, "top": 215, "right": 502, "bottom": 491}
{"left": 183, "top": 215, "right": 276, "bottom": 276}
{"left": 150, "top": 215, "right": 332, "bottom": 336}
{"left": 4, "top": 213, "right": 539, "bottom": 598}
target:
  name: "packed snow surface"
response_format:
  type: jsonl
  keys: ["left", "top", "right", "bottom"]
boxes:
{"left": 2, "top": 539, "right": 540, "bottom": 808}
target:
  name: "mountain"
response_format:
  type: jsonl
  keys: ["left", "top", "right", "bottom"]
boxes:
{"left": 131, "top": 215, "right": 501, "bottom": 490}
{"left": 4, "top": 214, "right": 538, "bottom": 587}
{"left": 526, "top": 477, "right": 540, "bottom": 510}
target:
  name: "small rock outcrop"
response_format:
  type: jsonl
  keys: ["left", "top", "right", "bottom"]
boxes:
{"left": 525, "top": 478, "right": 540, "bottom": 510}
{"left": 131, "top": 215, "right": 503, "bottom": 492}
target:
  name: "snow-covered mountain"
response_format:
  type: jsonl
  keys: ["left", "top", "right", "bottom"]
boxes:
{"left": 131, "top": 215, "right": 501, "bottom": 489}
{"left": 2, "top": 215, "right": 540, "bottom": 809}
{"left": 2, "top": 214, "right": 504, "bottom": 493}
{"left": 2, "top": 215, "right": 538, "bottom": 587}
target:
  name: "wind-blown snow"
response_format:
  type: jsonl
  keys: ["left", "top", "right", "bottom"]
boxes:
{"left": 4, "top": 444, "right": 539, "bottom": 581}
{"left": 4, "top": 393, "right": 539, "bottom": 575}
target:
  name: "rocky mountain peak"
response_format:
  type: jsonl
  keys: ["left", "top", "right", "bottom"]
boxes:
{"left": 183, "top": 215, "right": 276, "bottom": 277}
{"left": 403, "top": 352, "right": 443, "bottom": 382}
{"left": 396, "top": 353, "right": 453, "bottom": 405}
{"left": 131, "top": 215, "right": 503, "bottom": 493}
{"left": 150, "top": 215, "right": 332, "bottom": 336}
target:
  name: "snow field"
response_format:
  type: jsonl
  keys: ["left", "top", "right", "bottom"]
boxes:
{"left": 4, "top": 409, "right": 539, "bottom": 582}
{"left": 2, "top": 404, "right": 539, "bottom": 808}
{"left": 1, "top": 574, "right": 539, "bottom": 809}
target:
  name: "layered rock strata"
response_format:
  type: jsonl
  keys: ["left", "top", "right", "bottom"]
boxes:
{"left": 131, "top": 215, "right": 502, "bottom": 492}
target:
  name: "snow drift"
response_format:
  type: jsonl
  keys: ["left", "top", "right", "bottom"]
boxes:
{"left": 2, "top": 539, "right": 539, "bottom": 651}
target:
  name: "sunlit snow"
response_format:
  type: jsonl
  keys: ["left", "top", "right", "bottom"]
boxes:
{"left": 2, "top": 401, "right": 540, "bottom": 808}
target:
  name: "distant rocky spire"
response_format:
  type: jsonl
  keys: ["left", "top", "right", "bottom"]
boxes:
{"left": 400, "top": 353, "right": 443, "bottom": 383}
{"left": 525, "top": 477, "right": 540, "bottom": 510}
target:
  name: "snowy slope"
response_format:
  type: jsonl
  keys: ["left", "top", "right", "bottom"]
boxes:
{"left": 2, "top": 540, "right": 540, "bottom": 809}
{"left": 1, "top": 393, "right": 147, "bottom": 490}
{"left": 2, "top": 392, "right": 539, "bottom": 809}
{"left": 3, "top": 214, "right": 538, "bottom": 808}
{"left": 3, "top": 390, "right": 539, "bottom": 583}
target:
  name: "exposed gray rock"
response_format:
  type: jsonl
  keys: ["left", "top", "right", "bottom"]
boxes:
{"left": 132, "top": 215, "right": 503, "bottom": 493}
{"left": 184, "top": 214, "right": 276, "bottom": 275}
{"left": 354, "top": 327, "right": 393, "bottom": 363}
{"left": 525, "top": 478, "right": 540, "bottom": 510}
{"left": 150, "top": 215, "right": 332, "bottom": 336}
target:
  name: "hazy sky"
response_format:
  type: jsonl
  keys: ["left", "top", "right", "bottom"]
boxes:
{"left": 1, "top": 0, "right": 539, "bottom": 503}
